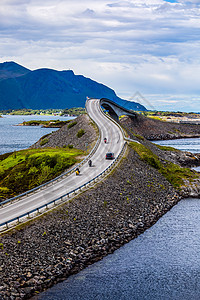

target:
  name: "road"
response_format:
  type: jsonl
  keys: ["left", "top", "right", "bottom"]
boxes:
{"left": 0, "top": 99, "right": 125, "bottom": 225}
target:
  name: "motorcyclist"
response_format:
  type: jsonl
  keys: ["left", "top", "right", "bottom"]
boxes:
{"left": 88, "top": 159, "right": 92, "bottom": 167}
{"left": 104, "top": 137, "right": 107, "bottom": 143}
{"left": 75, "top": 167, "right": 80, "bottom": 175}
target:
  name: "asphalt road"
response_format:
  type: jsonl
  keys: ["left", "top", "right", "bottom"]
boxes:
{"left": 0, "top": 99, "right": 125, "bottom": 225}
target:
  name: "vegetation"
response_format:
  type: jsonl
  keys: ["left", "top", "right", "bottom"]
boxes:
{"left": 77, "top": 129, "right": 85, "bottom": 138}
{"left": 0, "top": 108, "right": 63, "bottom": 115}
{"left": 130, "top": 142, "right": 197, "bottom": 188}
{"left": 154, "top": 144, "right": 178, "bottom": 152}
{"left": 21, "top": 120, "right": 71, "bottom": 127}
{"left": 132, "top": 133, "right": 145, "bottom": 141}
{"left": 61, "top": 107, "right": 86, "bottom": 116}
{"left": 67, "top": 121, "right": 77, "bottom": 129}
{"left": 0, "top": 147, "right": 84, "bottom": 201}
{"left": 0, "top": 107, "right": 85, "bottom": 116}
{"left": 141, "top": 111, "right": 200, "bottom": 118}
{"left": 40, "top": 138, "right": 49, "bottom": 146}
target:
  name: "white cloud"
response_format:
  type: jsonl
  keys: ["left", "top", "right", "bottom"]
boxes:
{"left": 0, "top": 0, "right": 200, "bottom": 111}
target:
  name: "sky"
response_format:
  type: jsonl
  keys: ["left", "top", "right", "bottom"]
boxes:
{"left": 0, "top": 0, "right": 200, "bottom": 112}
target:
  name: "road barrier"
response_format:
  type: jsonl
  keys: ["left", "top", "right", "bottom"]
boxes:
{"left": 0, "top": 115, "right": 101, "bottom": 207}
{"left": 0, "top": 99, "right": 127, "bottom": 231}
{"left": 0, "top": 141, "right": 127, "bottom": 231}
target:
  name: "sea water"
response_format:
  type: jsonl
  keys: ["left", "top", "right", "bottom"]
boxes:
{"left": 153, "top": 137, "right": 200, "bottom": 153}
{"left": 1, "top": 122, "right": 199, "bottom": 300}
{"left": 0, "top": 115, "right": 74, "bottom": 155}
{"left": 36, "top": 138, "right": 200, "bottom": 300}
{"left": 37, "top": 198, "right": 200, "bottom": 300}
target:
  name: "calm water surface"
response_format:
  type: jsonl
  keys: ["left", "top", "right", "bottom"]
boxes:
{"left": 37, "top": 198, "right": 200, "bottom": 300}
{"left": 153, "top": 137, "right": 200, "bottom": 153}
{"left": 2, "top": 124, "right": 199, "bottom": 300}
{"left": 0, "top": 115, "right": 74, "bottom": 155}
{"left": 35, "top": 137, "right": 200, "bottom": 300}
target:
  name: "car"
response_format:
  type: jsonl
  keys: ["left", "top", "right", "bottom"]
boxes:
{"left": 106, "top": 152, "right": 114, "bottom": 159}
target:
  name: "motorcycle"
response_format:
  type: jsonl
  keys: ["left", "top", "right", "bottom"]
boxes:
{"left": 104, "top": 138, "right": 107, "bottom": 143}
{"left": 75, "top": 168, "right": 80, "bottom": 175}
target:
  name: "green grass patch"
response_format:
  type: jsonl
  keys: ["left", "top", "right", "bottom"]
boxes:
{"left": 130, "top": 142, "right": 197, "bottom": 188}
{"left": 77, "top": 129, "right": 85, "bottom": 138}
{"left": 22, "top": 120, "right": 71, "bottom": 127}
{"left": 147, "top": 116, "right": 164, "bottom": 121}
{"left": 132, "top": 133, "right": 145, "bottom": 141}
{"left": 154, "top": 144, "right": 178, "bottom": 151}
{"left": 67, "top": 121, "right": 77, "bottom": 129}
{"left": 40, "top": 138, "right": 49, "bottom": 146}
{"left": 0, "top": 147, "right": 83, "bottom": 201}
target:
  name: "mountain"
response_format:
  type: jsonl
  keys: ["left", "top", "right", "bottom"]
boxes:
{"left": 0, "top": 61, "right": 30, "bottom": 80}
{"left": 0, "top": 62, "right": 146, "bottom": 111}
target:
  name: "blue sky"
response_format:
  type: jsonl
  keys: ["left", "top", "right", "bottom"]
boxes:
{"left": 0, "top": 0, "right": 200, "bottom": 112}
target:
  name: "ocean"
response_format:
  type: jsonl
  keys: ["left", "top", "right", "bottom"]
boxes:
{"left": 0, "top": 114, "right": 74, "bottom": 155}
{"left": 36, "top": 137, "right": 200, "bottom": 300}
{"left": 1, "top": 120, "right": 200, "bottom": 300}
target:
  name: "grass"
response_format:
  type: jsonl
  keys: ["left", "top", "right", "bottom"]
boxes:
{"left": 154, "top": 144, "right": 178, "bottom": 151}
{"left": 40, "top": 138, "right": 49, "bottom": 146}
{"left": 132, "top": 133, "right": 145, "bottom": 141}
{"left": 147, "top": 116, "right": 164, "bottom": 121}
{"left": 67, "top": 121, "right": 77, "bottom": 129}
{"left": 77, "top": 129, "right": 85, "bottom": 138}
{"left": 130, "top": 142, "right": 198, "bottom": 188}
{"left": 22, "top": 120, "right": 71, "bottom": 127}
{"left": 0, "top": 147, "right": 84, "bottom": 201}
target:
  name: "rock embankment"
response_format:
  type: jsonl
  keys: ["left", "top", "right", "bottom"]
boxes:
{"left": 0, "top": 146, "right": 180, "bottom": 299}
{"left": 1, "top": 112, "right": 200, "bottom": 299}
{"left": 31, "top": 114, "right": 97, "bottom": 151}
{"left": 120, "top": 114, "right": 200, "bottom": 140}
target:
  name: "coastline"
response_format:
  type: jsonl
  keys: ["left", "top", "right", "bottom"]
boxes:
{"left": 0, "top": 146, "right": 181, "bottom": 299}
{"left": 0, "top": 114, "right": 200, "bottom": 299}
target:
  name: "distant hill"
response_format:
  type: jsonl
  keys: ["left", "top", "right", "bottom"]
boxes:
{"left": 0, "top": 62, "right": 146, "bottom": 111}
{"left": 0, "top": 61, "right": 30, "bottom": 81}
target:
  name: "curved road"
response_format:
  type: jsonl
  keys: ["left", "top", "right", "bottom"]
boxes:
{"left": 0, "top": 99, "right": 125, "bottom": 226}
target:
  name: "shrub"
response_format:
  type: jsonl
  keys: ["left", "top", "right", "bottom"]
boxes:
{"left": 68, "top": 121, "right": 77, "bottom": 129}
{"left": 77, "top": 129, "right": 85, "bottom": 138}
{"left": 68, "top": 144, "right": 73, "bottom": 149}
{"left": 40, "top": 138, "right": 49, "bottom": 146}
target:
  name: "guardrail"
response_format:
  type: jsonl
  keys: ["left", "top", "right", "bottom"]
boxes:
{"left": 99, "top": 102, "right": 126, "bottom": 140}
{"left": 0, "top": 99, "right": 127, "bottom": 231}
{"left": 0, "top": 111, "right": 101, "bottom": 207}
{"left": 0, "top": 141, "right": 127, "bottom": 230}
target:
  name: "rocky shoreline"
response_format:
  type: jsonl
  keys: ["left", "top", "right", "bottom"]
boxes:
{"left": 120, "top": 114, "right": 200, "bottom": 141}
{"left": 0, "top": 113, "right": 200, "bottom": 299}
{"left": 0, "top": 146, "right": 181, "bottom": 299}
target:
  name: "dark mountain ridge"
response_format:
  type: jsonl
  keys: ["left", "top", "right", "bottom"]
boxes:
{"left": 0, "top": 61, "right": 30, "bottom": 80}
{"left": 0, "top": 61, "right": 146, "bottom": 111}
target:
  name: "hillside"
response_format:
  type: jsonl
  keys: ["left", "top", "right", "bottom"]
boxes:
{"left": 0, "top": 62, "right": 146, "bottom": 111}
{"left": 0, "top": 61, "right": 30, "bottom": 80}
